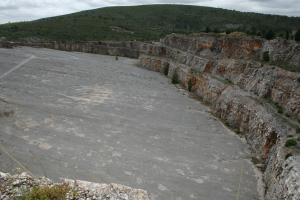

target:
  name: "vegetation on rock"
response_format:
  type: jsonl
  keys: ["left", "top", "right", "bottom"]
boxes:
{"left": 28, "top": 184, "right": 73, "bottom": 200}
{"left": 188, "top": 78, "right": 192, "bottom": 92}
{"left": 285, "top": 139, "right": 297, "bottom": 147}
{"left": 296, "top": 28, "right": 300, "bottom": 41}
{"left": 285, "top": 153, "right": 293, "bottom": 160}
{"left": 164, "top": 64, "right": 169, "bottom": 76}
{"left": 263, "top": 51, "right": 270, "bottom": 62}
{"left": 172, "top": 72, "right": 179, "bottom": 84}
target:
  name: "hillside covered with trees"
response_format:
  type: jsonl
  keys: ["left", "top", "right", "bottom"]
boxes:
{"left": 0, "top": 4, "right": 300, "bottom": 42}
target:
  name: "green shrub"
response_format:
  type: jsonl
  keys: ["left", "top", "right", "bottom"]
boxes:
{"left": 164, "top": 64, "right": 169, "bottom": 76}
{"left": 295, "top": 28, "right": 300, "bottom": 41}
{"left": 225, "top": 78, "right": 233, "bottom": 85}
{"left": 285, "top": 139, "right": 297, "bottom": 147}
{"left": 278, "top": 109, "right": 283, "bottom": 114}
{"left": 226, "top": 28, "right": 231, "bottom": 34}
{"left": 263, "top": 51, "right": 270, "bottom": 62}
{"left": 28, "top": 184, "right": 72, "bottom": 200}
{"left": 285, "top": 113, "right": 291, "bottom": 117}
{"left": 288, "top": 135, "right": 293, "bottom": 137}
{"left": 286, "top": 30, "right": 290, "bottom": 40}
{"left": 296, "top": 127, "right": 300, "bottom": 133}
{"left": 276, "top": 105, "right": 283, "bottom": 109}
{"left": 297, "top": 77, "right": 300, "bottom": 82}
{"left": 115, "top": 54, "right": 118, "bottom": 61}
{"left": 285, "top": 153, "right": 293, "bottom": 160}
{"left": 205, "top": 26, "right": 210, "bottom": 33}
{"left": 265, "top": 29, "right": 276, "bottom": 40}
{"left": 261, "top": 164, "right": 267, "bottom": 172}
{"left": 16, "top": 187, "right": 31, "bottom": 200}
{"left": 172, "top": 73, "right": 179, "bottom": 84}
{"left": 188, "top": 78, "right": 192, "bottom": 92}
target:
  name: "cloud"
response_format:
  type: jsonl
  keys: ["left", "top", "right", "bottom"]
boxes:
{"left": 0, "top": 5, "right": 19, "bottom": 10}
{"left": 0, "top": 0, "right": 299, "bottom": 24}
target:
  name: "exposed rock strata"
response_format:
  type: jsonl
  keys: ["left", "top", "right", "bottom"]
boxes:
{"left": 160, "top": 34, "right": 300, "bottom": 66}
{"left": 138, "top": 34, "right": 300, "bottom": 200}
{"left": 0, "top": 171, "right": 149, "bottom": 200}
{"left": 13, "top": 41, "right": 150, "bottom": 59}
{"left": 146, "top": 40, "right": 300, "bottom": 118}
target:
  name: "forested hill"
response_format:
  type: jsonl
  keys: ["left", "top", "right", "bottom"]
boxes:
{"left": 1, "top": 4, "right": 300, "bottom": 42}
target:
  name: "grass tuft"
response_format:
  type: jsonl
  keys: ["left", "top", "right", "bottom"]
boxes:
{"left": 28, "top": 184, "right": 72, "bottom": 200}
{"left": 285, "top": 139, "right": 297, "bottom": 147}
{"left": 285, "top": 153, "right": 293, "bottom": 160}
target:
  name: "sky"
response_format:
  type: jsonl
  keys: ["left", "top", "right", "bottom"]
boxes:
{"left": 0, "top": 0, "right": 300, "bottom": 24}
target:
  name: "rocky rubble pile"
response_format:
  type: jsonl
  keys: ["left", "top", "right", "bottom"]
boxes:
{"left": 0, "top": 171, "right": 149, "bottom": 200}
{"left": 0, "top": 37, "right": 12, "bottom": 49}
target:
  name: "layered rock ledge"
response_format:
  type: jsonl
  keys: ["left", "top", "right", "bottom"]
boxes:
{"left": 138, "top": 34, "right": 300, "bottom": 200}
{"left": 11, "top": 41, "right": 150, "bottom": 59}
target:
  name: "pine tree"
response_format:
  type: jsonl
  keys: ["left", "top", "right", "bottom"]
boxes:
{"left": 206, "top": 26, "right": 210, "bottom": 33}
{"left": 265, "top": 29, "right": 275, "bottom": 40}
{"left": 286, "top": 30, "right": 289, "bottom": 40}
{"left": 295, "top": 28, "right": 300, "bottom": 41}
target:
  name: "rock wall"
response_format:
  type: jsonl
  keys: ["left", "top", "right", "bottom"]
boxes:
{"left": 160, "top": 34, "right": 300, "bottom": 66}
{"left": 146, "top": 41, "right": 300, "bottom": 118}
{"left": 13, "top": 41, "right": 150, "bottom": 59}
{"left": 138, "top": 34, "right": 300, "bottom": 200}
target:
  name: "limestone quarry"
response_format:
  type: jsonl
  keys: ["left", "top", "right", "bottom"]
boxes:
{"left": 0, "top": 33, "right": 300, "bottom": 199}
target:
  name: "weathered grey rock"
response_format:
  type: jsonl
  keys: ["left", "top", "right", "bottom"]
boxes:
{"left": 0, "top": 41, "right": 12, "bottom": 49}
{"left": 145, "top": 37, "right": 300, "bottom": 118}
{"left": 0, "top": 171, "right": 149, "bottom": 200}
{"left": 138, "top": 34, "right": 300, "bottom": 199}
{"left": 12, "top": 41, "right": 150, "bottom": 59}
{"left": 160, "top": 34, "right": 300, "bottom": 67}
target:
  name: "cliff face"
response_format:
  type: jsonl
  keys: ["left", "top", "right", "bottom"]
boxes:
{"left": 13, "top": 41, "right": 150, "bottom": 59}
{"left": 139, "top": 55, "right": 287, "bottom": 154}
{"left": 160, "top": 35, "right": 300, "bottom": 66}
{"left": 146, "top": 40, "right": 300, "bottom": 118}
{"left": 138, "top": 35, "right": 300, "bottom": 200}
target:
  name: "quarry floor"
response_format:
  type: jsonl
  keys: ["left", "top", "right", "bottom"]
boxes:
{"left": 0, "top": 47, "right": 262, "bottom": 200}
